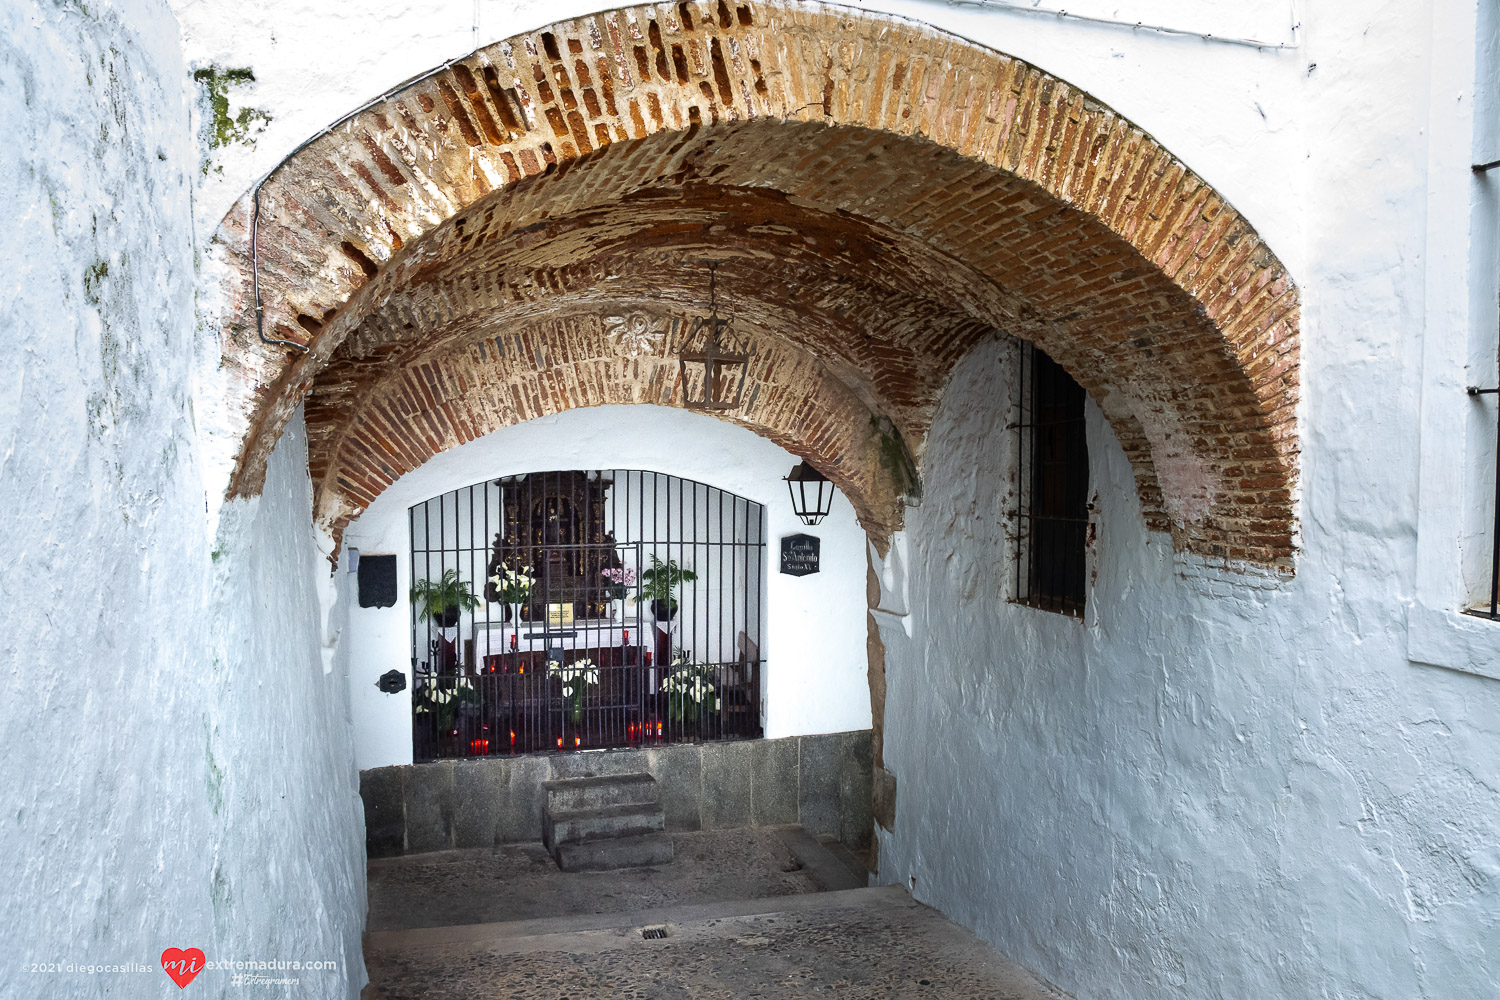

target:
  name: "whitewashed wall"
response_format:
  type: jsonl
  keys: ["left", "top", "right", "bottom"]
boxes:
{"left": 341, "top": 405, "right": 871, "bottom": 771}
{"left": 157, "top": 0, "right": 1500, "bottom": 997}
{"left": 868, "top": 6, "right": 1500, "bottom": 998}
{"left": 0, "top": 2, "right": 364, "bottom": 996}
{"left": 877, "top": 327, "right": 1500, "bottom": 1000}
{"left": 1463, "top": 0, "right": 1500, "bottom": 608}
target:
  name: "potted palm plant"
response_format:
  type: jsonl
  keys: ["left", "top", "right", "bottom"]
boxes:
{"left": 641, "top": 555, "right": 697, "bottom": 622}
{"left": 410, "top": 569, "right": 480, "bottom": 629}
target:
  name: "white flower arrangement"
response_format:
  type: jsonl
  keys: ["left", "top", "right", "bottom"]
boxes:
{"left": 661, "top": 661, "right": 721, "bottom": 721}
{"left": 488, "top": 563, "right": 535, "bottom": 604}
{"left": 415, "top": 675, "right": 477, "bottom": 729}
{"left": 546, "top": 658, "right": 600, "bottom": 698}
{"left": 414, "top": 675, "right": 476, "bottom": 711}
{"left": 548, "top": 658, "right": 599, "bottom": 723}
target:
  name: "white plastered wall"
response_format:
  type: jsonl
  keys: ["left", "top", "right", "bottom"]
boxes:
{"left": 0, "top": 1, "right": 365, "bottom": 992}
{"left": 159, "top": 0, "right": 1500, "bottom": 996}
{"left": 880, "top": 333, "right": 1499, "bottom": 999}
{"left": 340, "top": 405, "right": 871, "bottom": 772}
{"left": 869, "top": 8, "right": 1500, "bottom": 996}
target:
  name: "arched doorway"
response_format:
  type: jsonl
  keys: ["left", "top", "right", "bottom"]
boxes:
{"left": 203, "top": 0, "right": 1300, "bottom": 573}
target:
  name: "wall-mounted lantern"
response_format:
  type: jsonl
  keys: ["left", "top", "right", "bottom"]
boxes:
{"left": 678, "top": 262, "right": 749, "bottom": 411}
{"left": 785, "top": 461, "right": 835, "bottom": 525}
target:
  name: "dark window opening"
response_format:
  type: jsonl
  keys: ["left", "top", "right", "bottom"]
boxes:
{"left": 1013, "top": 343, "right": 1090, "bottom": 617}
{"left": 1466, "top": 381, "right": 1500, "bottom": 620}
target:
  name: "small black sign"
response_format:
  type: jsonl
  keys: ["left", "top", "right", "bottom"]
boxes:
{"left": 358, "top": 554, "right": 398, "bottom": 608}
{"left": 780, "top": 534, "right": 820, "bottom": 577}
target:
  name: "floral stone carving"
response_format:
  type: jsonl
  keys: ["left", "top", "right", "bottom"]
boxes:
{"left": 603, "top": 313, "right": 668, "bottom": 356}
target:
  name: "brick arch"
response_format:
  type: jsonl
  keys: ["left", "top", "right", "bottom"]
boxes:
{"left": 309, "top": 307, "right": 906, "bottom": 544}
{"left": 210, "top": 0, "right": 1299, "bottom": 568}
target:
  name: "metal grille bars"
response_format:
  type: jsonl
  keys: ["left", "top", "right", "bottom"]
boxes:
{"left": 1012, "top": 342, "right": 1090, "bottom": 617}
{"left": 408, "top": 470, "right": 766, "bottom": 759}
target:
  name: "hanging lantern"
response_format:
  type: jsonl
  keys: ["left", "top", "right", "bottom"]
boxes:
{"left": 785, "top": 461, "right": 835, "bottom": 525}
{"left": 678, "top": 262, "right": 749, "bottom": 411}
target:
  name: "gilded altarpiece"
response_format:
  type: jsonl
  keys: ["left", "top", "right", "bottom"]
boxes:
{"left": 482, "top": 472, "right": 622, "bottom": 621}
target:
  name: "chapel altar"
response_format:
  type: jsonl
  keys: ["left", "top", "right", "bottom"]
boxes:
{"left": 411, "top": 467, "right": 765, "bottom": 757}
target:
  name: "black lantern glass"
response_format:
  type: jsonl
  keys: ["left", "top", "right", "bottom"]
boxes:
{"left": 785, "top": 461, "right": 835, "bottom": 525}
{"left": 678, "top": 263, "right": 749, "bottom": 411}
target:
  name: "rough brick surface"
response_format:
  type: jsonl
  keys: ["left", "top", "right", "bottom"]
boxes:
{"left": 208, "top": 1, "right": 1300, "bottom": 568}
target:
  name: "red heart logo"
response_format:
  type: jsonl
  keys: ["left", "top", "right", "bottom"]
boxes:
{"left": 160, "top": 948, "right": 205, "bottom": 989}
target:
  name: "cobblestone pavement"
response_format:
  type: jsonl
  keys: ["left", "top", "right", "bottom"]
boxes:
{"left": 364, "top": 830, "right": 1067, "bottom": 999}
{"left": 363, "top": 887, "right": 1071, "bottom": 1000}
{"left": 367, "top": 829, "right": 826, "bottom": 931}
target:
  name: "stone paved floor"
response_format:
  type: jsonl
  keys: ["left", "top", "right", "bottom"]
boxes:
{"left": 364, "top": 830, "right": 1066, "bottom": 999}
{"left": 363, "top": 886, "right": 1070, "bottom": 1000}
{"left": 367, "top": 829, "right": 825, "bottom": 931}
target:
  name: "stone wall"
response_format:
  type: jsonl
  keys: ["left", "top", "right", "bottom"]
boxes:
{"left": 0, "top": 4, "right": 365, "bottom": 995}
{"left": 360, "top": 731, "right": 873, "bottom": 857}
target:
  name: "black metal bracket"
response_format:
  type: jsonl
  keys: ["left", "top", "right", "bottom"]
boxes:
{"left": 376, "top": 669, "right": 407, "bottom": 694}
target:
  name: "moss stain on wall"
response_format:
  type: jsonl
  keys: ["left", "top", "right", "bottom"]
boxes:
{"left": 192, "top": 65, "right": 270, "bottom": 173}
{"left": 871, "top": 416, "right": 921, "bottom": 506}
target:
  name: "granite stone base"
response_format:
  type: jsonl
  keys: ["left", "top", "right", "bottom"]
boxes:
{"left": 360, "top": 731, "right": 874, "bottom": 858}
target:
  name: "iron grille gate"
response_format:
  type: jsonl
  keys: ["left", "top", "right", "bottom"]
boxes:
{"left": 409, "top": 470, "right": 766, "bottom": 760}
{"left": 1012, "top": 342, "right": 1090, "bottom": 616}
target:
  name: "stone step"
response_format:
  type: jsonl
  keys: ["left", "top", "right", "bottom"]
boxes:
{"left": 542, "top": 773, "right": 659, "bottom": 813}
{"left": 554, "top": 832, "right": 675, "bottom": 872}
{"left": 544, "top": 802, "right": 666, "bottom": 851}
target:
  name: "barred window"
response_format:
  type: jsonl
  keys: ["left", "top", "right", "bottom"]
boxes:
{"left": 1013, "top": 343, "right": 1090, "bottom": 617}
{"left": 1464, "top": 67, "right": 1500, "bottom": 615}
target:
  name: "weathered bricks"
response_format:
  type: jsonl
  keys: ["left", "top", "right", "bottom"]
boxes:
{"left": 211, "top": 0, "right": 1300, "bottom": 571}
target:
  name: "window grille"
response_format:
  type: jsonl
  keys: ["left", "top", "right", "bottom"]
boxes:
{"left": 408, "top": 470, "right": 766, "bottom": 760}
{"left": 1468, "top": 380, "right": 1500, "bottom": 620}
{"left": 1012, "top": 343, "right": 1090, "bottom": 617}
{"left": 1467, "top": 152, "right": 1500, "bottom": 619}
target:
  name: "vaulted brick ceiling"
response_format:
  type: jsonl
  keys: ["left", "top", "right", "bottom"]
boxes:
{"left": 210, "top": 1, "right": 1299, "bottom": 568}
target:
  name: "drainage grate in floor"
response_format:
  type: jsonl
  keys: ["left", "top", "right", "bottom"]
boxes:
{"left": 641, "top": 927, "right": 670, "bottom": 940}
